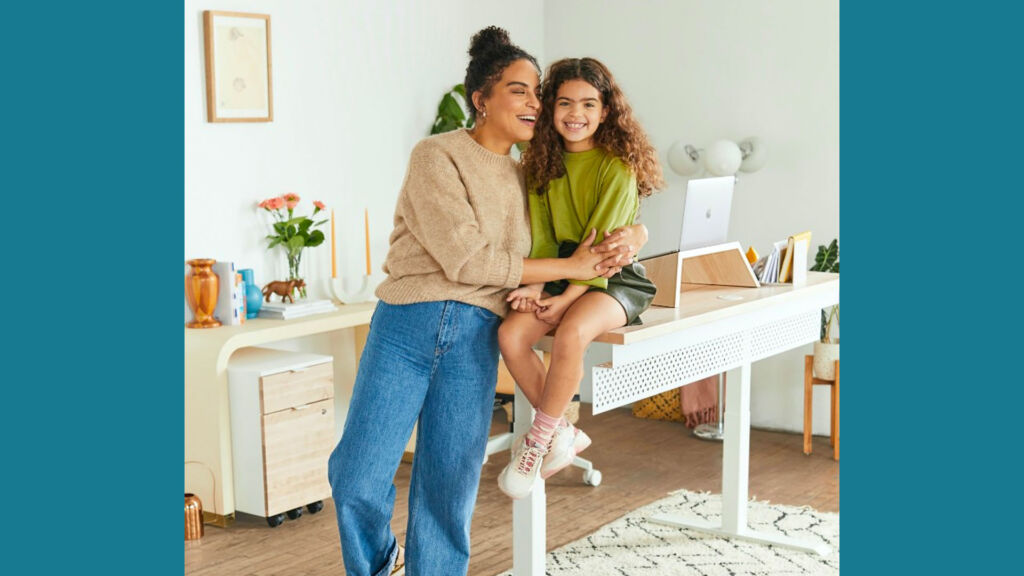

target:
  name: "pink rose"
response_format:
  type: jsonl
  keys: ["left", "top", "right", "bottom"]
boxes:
{"left": 267, "top": 197, "right": 285, "bottom": 210}
{"left": 313, "top": 200, "right": 326, "bottom": 212}
{"left": 258, "top": 199, "right": 268, "bottom": 210}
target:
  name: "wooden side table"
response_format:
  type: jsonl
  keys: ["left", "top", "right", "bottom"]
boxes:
{"left": 803, "top": 355, "right": 839, "bottom": 461}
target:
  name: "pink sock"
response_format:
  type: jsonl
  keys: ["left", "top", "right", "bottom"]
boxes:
{"left": 526, "top": 409, "right": 561, "bottom": 450}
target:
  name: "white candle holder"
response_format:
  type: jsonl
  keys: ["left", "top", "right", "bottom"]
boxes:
{"left": 330, "top": 273, "right": 385, "bottom": 304}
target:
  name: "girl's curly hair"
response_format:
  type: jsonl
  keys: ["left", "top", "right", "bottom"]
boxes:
{"left": 522, "top": 57, "right": 664, "bottom": 198}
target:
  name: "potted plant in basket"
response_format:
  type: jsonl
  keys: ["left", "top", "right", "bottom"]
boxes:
{"left": 810, "top": 238, "right": 839, "bottom": 379}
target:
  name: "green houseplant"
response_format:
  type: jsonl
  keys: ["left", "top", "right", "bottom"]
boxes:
{"left": 431, "top": 84, "right": 474, "bottom": 134}
{"left": 430, "top": 83, "right": 526, "bottom": 152}
{"left": 809, "top": 238, "right": 839, "bottom": 379}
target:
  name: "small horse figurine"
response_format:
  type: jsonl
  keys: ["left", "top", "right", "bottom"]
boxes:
{"left": 262, "top": 278, "right": 306, "bottom": 303}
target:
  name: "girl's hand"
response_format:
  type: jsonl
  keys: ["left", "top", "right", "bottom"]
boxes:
{"left": 511, "top": 297, "right": 539, "bottom": 313}
{"left": 507, "top": 284, "right": 544, "bottom": 303}
{"left": 535, "top": 294, "right": 572, "bottom": 326}
{"left": 507, "top": 284, "right": 544, "bottom": 312}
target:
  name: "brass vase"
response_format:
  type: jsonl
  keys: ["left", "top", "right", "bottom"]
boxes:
{"left": 185, "top": 259, "right": 222, "bottom": 328}
{"left": 185, "top": 493, "right": 204, "bottom": 540}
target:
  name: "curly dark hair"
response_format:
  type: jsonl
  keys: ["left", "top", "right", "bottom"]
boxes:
{"left": 464, "top": 26, "right": 539, "bottom": 123}
{"left": 522, "top": 57, "right": 664, "bottom": 198}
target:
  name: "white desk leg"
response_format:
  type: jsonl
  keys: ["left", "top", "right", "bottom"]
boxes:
{"left": 721, "top": 363, "right": 750, "bottom": 532}
{"left": 512, "top": 385, "right": 545, "bottom": 576}
{"left": 650, "top": 363, "right": 831, "bottom": 556}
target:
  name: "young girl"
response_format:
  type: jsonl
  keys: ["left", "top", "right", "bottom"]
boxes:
{"left": 497, "top": 57, "right": 664, "bottom": 499}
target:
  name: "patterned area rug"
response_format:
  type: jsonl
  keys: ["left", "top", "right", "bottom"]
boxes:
{"left": 494, "top": 489, "right": 838, "bottom": 575}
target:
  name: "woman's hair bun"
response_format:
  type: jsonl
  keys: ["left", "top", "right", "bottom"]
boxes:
{"left": 468, "top": 26, "right": 511, "bottom": 59}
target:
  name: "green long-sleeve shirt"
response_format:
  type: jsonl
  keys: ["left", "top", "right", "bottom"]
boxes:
{"left": 528, "top": 147, "right": 639, "bottom": 289}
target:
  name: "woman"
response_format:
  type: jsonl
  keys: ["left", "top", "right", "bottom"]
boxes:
{"left": 328, "top": 27, "right": 646, "bottom": 576}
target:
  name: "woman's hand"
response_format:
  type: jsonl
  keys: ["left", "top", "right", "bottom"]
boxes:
{"left": 591, "top": 224, "right": 648, "bottom": 277}
{"left": 567, "top": 228, "right": 617, "bottom": 280}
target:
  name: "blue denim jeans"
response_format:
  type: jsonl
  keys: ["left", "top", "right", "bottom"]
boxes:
{"left": 328, "top": 300, "right": 501, "bottom": 576}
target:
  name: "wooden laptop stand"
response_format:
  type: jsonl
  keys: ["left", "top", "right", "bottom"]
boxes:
{"left": 639, "top": 242, "right": 760, "bottom": 308}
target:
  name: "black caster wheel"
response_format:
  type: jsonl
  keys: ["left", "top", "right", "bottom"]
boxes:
{"left": 286, "top": 507, "right": 303, "bottom": 520}
{"left": 307, "top": 501, "right": 324, "bottom": 514}
{"left": 267, "top": 513, "right": 286, "bottom": 528}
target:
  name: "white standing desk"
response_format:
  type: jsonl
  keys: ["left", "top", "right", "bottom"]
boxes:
{"left": 511, "top": 272, "right": 839, "bottom": 574}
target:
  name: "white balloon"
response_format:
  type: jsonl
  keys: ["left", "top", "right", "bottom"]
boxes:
{"left": 667, "top": 141, "right": 701, "bottom": 176}
{"left": 705, "top": 140, "right": 742, "bottom": 176}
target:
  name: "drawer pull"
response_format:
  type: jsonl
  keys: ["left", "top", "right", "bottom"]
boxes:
{"left": 290, "top": 405, "right": 310, "bottom": 411}
{"left": 288, "top": 367, "right": 312, "bottom": 374}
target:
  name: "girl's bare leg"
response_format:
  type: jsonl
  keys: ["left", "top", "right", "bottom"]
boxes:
{"left": 538, "top": 292, "right": 627, "bottom": 418}
{"left": 498, "top": 309, "right": 555, "bottom": 407}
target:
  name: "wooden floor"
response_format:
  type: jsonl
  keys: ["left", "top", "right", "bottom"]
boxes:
{"left": 185, "top": 406, "right": 839, "bottom": 576}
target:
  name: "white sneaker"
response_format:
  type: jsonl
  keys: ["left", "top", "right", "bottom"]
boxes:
{"left": 498, "top": 436, "right": 548, "bottom": 499}
{"left": 390, "top": 544, "right": 405, "bottom": 576}
{"left": 540, "top": 424, "right": 591, "bottom": 479}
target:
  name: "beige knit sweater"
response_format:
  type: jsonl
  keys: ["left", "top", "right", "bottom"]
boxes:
{"left": 375, "top": 129, "right": 531, "bottom": 318}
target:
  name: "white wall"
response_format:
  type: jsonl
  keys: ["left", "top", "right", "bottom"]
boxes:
{"left": 186, "top": 0, "right": 838, "bottom": 435}
{"left": 544, "top": 0, "right": 839, "bottom": 434}
{"left": 185, "top": 3, "right": 544, "bottom": 491}
{"left": 185, "top": 0, "right": 544, "bottom": 299}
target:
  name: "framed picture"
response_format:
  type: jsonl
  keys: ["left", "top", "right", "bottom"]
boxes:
{"left": 203, "top": 11, "right": 273, "bottom": 122}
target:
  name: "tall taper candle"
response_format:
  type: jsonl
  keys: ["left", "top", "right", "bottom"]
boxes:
{"left": 331, "top": 209, "right": 337, "bottom": 278}
{"left": 364, "top": 208, "right": 371, "bottom": 276}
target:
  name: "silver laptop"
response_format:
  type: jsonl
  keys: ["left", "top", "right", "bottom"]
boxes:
{"left": 637, "top": 176, "right": 735, "bottom": 259}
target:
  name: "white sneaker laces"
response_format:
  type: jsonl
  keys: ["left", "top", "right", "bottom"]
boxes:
{"left": 515, "top": 442, "right": 546, "bottom": 475}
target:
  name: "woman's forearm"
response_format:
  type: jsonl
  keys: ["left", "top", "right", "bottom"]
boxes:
{"left": 521, "top": 257, "right": 594, "bottom": 284}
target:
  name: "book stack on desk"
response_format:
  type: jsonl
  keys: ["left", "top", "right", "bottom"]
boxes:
{"left": 258, "top": 299, "right": 337, "bottom": 320}
{"left": 751, "top": 231, "right": 812, "bottom": 285}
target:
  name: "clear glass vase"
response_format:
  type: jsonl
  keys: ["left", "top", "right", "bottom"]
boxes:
{"left": 286, "top": 251, "right": 307, "bottom": 299}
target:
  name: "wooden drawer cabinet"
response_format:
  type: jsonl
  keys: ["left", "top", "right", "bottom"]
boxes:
{"left": 228, "top": 347, "right": 335, "bottom": 527}
{"left": 260, "top": 362, "right": 334, "bottom": 414}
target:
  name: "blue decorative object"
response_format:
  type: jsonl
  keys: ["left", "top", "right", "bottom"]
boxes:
{"left": 239, "top": 268, "right": 262, "bottom": 319}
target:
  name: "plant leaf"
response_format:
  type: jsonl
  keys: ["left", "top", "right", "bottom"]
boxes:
{"left": 810, "top": 238, "right": 839, "bottom": 272}
{"left": 440, "top": 93, "right": 465, "bottom": 123}
{"left": 306, "top": 230, "right": 325, "bottom": 247}
{"left": 287, "top": 236, "right": 304, "bottom": 252}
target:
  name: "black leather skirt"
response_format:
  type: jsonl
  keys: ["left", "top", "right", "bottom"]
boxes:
{"left": 543, "top": 242, "right": 658, "bottom": 326}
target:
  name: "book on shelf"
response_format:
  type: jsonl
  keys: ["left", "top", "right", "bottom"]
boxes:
{"left": 260, "top": 298, "right": 336, "bottom": 311}
{"left": 753, "top": 231, "right": 812, "bottom": 285}
{"left": 758, "top": 240, "right": 786, "bottom": 284}
{"left": 258, "top": 299, "right": 337, "bottom": 320}
{"left": 778, "top": 231, "right": 812, "bottom": 284}
{"left": 212, "top": 261, "right": 245, "bottom": 325}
